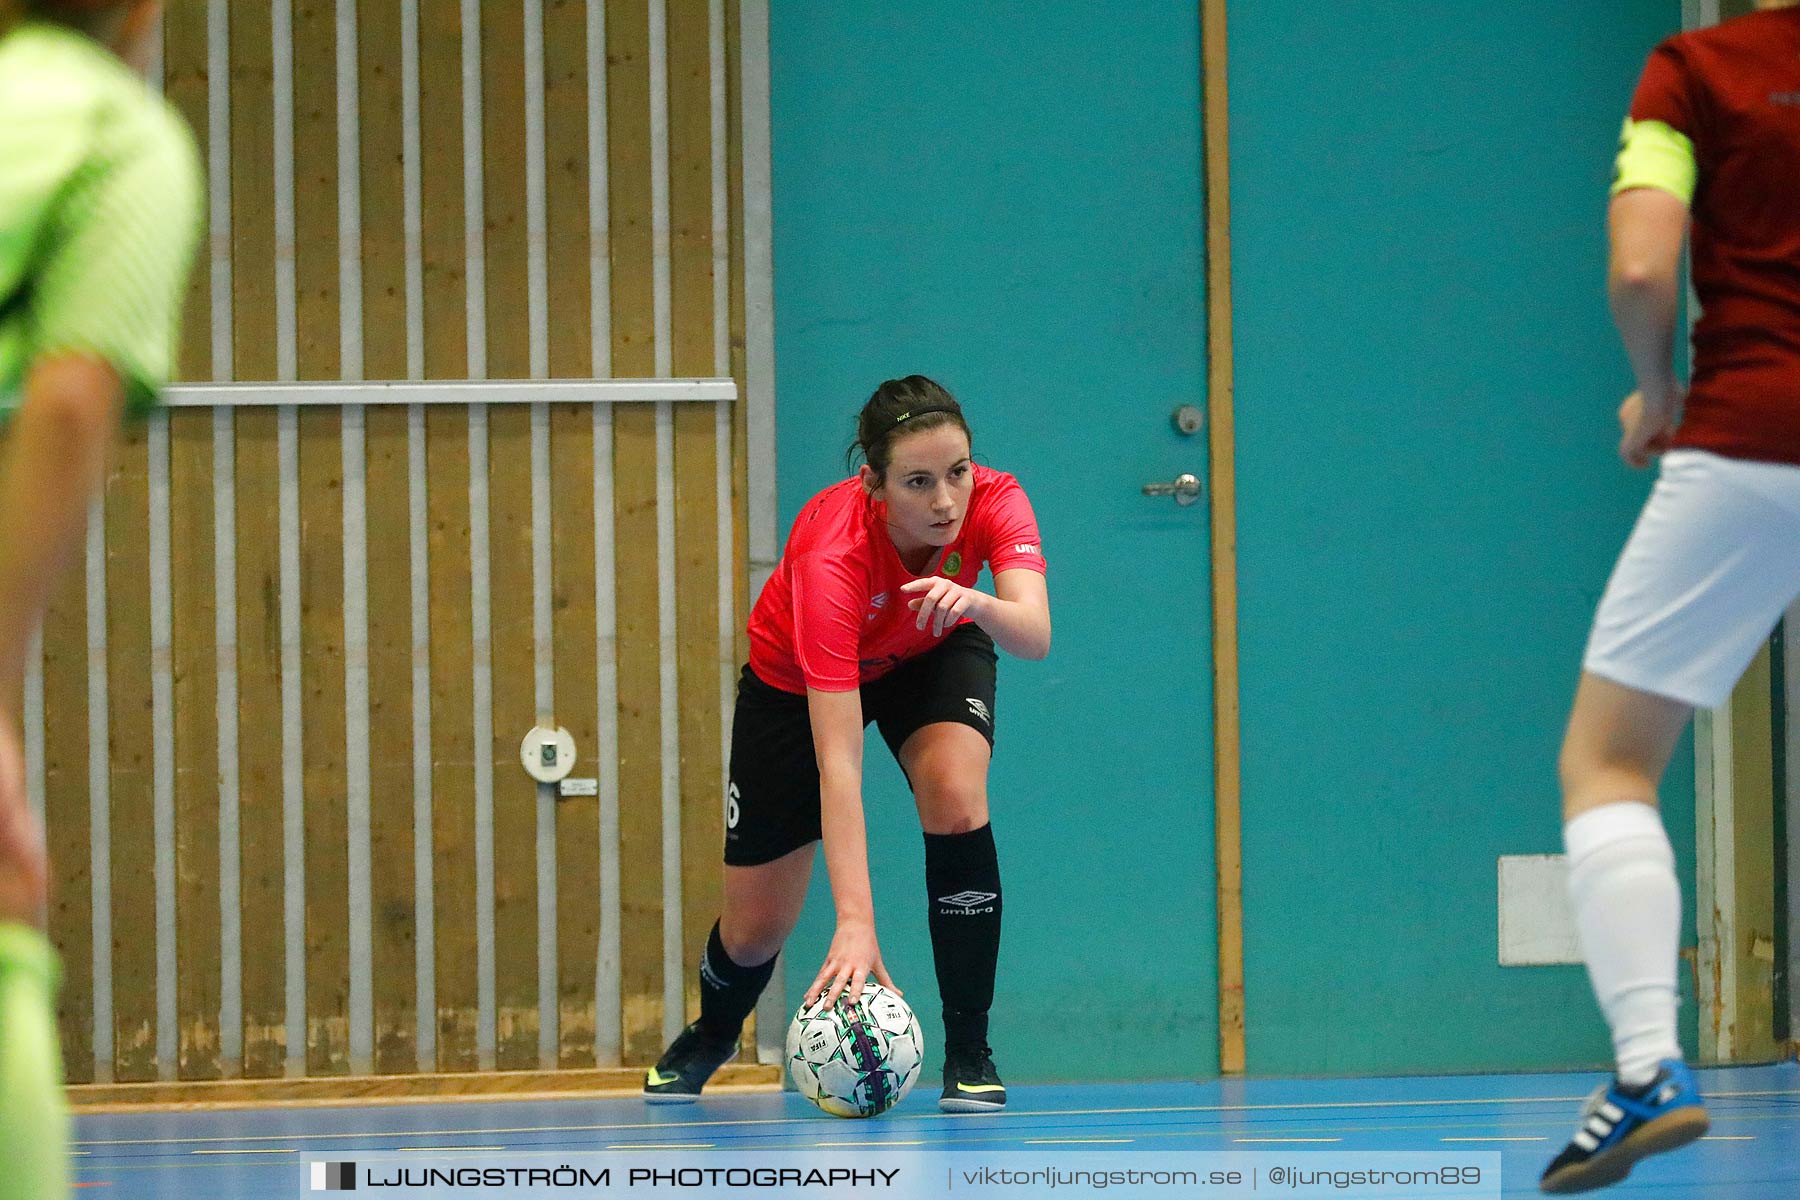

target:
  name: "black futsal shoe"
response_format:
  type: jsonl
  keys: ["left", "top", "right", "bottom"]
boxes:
{"left": 643, "top": 1022, "right": 740, "bottom": 1104}
{"left": 940, "top": 1043, "right": 1007, "bottom": 1113}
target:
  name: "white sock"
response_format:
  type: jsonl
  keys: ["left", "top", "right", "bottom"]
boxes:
{"left": 1564, "top": 802, "right": 1682, "bottom": 1087}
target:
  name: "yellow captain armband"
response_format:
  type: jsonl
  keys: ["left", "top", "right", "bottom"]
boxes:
{"left": 1612, "top": 118, "right": 1696, "bottom": 203}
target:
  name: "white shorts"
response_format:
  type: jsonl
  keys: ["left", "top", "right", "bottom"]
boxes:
{"left": 1584, "top": 450, "right": 1800, "bottom": 708}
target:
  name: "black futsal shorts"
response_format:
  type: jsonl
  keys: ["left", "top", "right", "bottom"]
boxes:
{"left": 722, "top": 623, "right": 998, "bottom": 866}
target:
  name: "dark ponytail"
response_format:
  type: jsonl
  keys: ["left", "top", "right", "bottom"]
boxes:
{"left": 846, "top": 375, "right": 971, "bottom": 479}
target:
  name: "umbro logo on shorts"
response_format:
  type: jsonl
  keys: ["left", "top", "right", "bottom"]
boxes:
{"left": 966, "top": 697, "right": 990, "bottom": 725}
{"left": 937, "top": 890, "right": 998, "bottom": 915}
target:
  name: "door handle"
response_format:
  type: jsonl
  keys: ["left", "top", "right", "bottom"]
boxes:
{"left": 1141, "top": 472, "right": 1202, "bottom": 506}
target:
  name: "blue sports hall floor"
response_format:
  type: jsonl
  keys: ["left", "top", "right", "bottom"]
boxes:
{"left": 71, "top": 1060, "right": 1799, "bottom": 1198}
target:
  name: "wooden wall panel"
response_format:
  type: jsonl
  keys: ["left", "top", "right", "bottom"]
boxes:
{"left": 480, "top": 2, "right": 531, "bottom": 384}
{"left": 544, "top": 0, "right": 599, "bottom": 1070}
{"left": 170, "top": 411, "right": 221, "bottom": 1080}
{"left": 163, "top": 0, "right": 213, "bottom": 384}
{"left": 669, "top": 0, "right": 723, "bottom": 1026}
{"left": 544, "top": 0, "right": 594, "bottom": 382}
{"left": 233, "top": 408, "right": 285, "bottom": 1078}
{"left": 42, "top": 567, "right": 92, "bottom": 1083}
{"left": 293, "top": 0, "right": 343, "bottom": 383}
{"left": 48, "top": 0, "right": 760, "bottom": 1088}
{"left": 229, "top": 0, "right": 286, "bottom": 1083}
{"left": 357, "top": 0, "right": 407, "bottom": 383}
{"left": 298, "top": 410, "right": 350, "bottom": 1075}
{"left": 229, "top": 0, "right": 277, "bottom": 382}
{"left": 293, "top": 0, "right": 351, "bottom": 1077}
{"left": 551, "top": 405, "right": 600, "bottom": 1068}
{"left": 480, "top": 1, "right": 540, "bottom": 1071}
{"left": 104, "top": 429, "right": 156, "bottom": 1082}
{"left": 606, "top": 0, "right": 665, "bottom": 1065}
{"left": 357, "top": 0, "right": 418, "bottom": 1076}
{"left": 420, "top": 5, "right": 478, "bottom": 1074}
{"left": 163, "top": 0, "right": 222, "bottom": 1086}
{"left": 426, "top": 408, "right": 478, "bottom": 1072}
{"left": 419, "top": 4, "right": 469, "bottom": 382}
{"left": 486, "top": 415, "right": 539, "bottom": 1070}
{"left": 364, "top": 404, "right": 417, "bottom": 1073}
{"left": 164, "top": 25, "right": 211, "bottom": 1100}
{"left": 726, "top": 0, "right": 749, "bottom": 666}
{"left": 1726, "top": 647, "right": 1780, "bottom": 1058}
{"left": 725, "top": 0, "right": 755, "bottom": 1055}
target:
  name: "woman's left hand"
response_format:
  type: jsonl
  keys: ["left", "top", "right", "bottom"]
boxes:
{"left": 900, "top": 577, "right": 986, "bottom": 638}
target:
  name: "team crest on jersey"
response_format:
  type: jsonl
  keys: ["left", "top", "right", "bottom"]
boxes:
{"left": 941, "top": 552, "right": 963, "bottom": 576}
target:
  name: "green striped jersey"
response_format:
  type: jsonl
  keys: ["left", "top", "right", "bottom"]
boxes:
{"left": 0, "top": 18, "right": 203, "bottom": 413}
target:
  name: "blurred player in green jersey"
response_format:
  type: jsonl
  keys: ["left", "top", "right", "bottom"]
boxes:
{"left": 0, "top": 2, "right": 202, "bottom": 1196}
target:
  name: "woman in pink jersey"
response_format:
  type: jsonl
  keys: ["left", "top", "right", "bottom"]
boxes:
{"left": 1542, "top": 2, "right": 1800, "bottom": 1193}
{"left": 643, "top": 375, "right": 1050, "bottom": 1113}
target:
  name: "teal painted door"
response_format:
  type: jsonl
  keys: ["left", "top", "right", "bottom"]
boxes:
{"left": 1227, "top": 2, "right": 1697, "bottom": 1073}
{"left": 771, "top": 1, "right": 1218, "bottom": 1081}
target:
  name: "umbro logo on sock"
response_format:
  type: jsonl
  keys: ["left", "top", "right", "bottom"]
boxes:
{"left": 699, "top": 949, "right": 723, "bottom": 990}
{"left": 937, "top": 890, "right": 997, "bottom": 915}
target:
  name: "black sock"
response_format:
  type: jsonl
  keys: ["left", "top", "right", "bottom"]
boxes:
{"left": 925, "top": 824, "right": 1002, "bottom": 1052}
{"left": 696, "top": 920, "right": 778, "bottom": 1041}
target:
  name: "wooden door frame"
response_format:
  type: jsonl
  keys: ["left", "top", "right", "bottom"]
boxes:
{"left": 1202, "top": 0, "right": 1245, "bottom": 1075}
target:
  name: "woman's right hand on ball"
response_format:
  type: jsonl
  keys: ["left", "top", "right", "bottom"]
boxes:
{"left": 805, "top": 918, "right": 899, "bottom": 1011}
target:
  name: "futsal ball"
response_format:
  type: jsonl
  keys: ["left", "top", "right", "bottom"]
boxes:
{"left": 785, "top": 981, "right": 924, "bottom": 1118}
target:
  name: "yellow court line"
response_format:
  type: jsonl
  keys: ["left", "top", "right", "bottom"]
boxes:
{"left": 393, "top": 1147, "right": 506, "bottom": 1153}
{"left": 815, "top": 1141, "right": 926, "bottom": 1147}
{"left": 1040, "top": 1111, "right": 1800, "bottom": 1147}
{"left": 1235, "top": 1138, "right": 1341, "bottom": 1144}
{"left": 1701, "top": 1136, "right": 1755, "bottom": 1141}
{"left": 606, "top": 1144, "right": 715, "bottom": 1151}
{"left": 70, "top": 1087, "right": 1800, "bottom": 1150}
{"left": 1025, "top": 1138, "right": 1133, "bottom": 1145}
{"left": 78, "top": 1108, "right": 1798, "bottom": 1165}
{"left": 192, "top": 1148, "right": 298, "bottom": 1155}
{"left": 1441, "top": 1137, "right": 1546, "bottom": 1143}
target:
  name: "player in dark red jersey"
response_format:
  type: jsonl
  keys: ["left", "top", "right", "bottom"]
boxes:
{"left": 643, "top": 375, "right": 1050, "bottom": 1113}
{"left": 1542, "top": 2, "right": 1800, "bottom": 1192}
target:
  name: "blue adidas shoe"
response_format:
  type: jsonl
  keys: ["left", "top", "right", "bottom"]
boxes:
{"left": 1539, "top": 1059, "right": 1709, "bottom": 1194}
